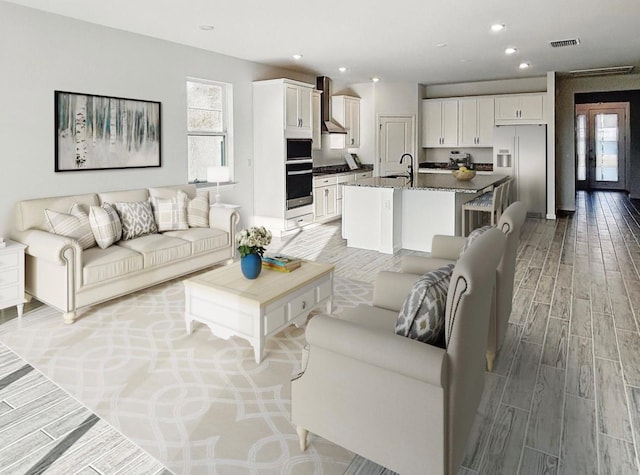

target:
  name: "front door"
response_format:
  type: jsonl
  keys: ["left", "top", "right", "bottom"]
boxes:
{"left": 378, "top": 115, "right": 415, "bottom": 177}
{"left": 575, "top": 102, "right": 629, "bottom": 191}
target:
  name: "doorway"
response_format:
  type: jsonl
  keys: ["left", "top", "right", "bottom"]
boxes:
{"left": 377, "top": 115, "right": 415, "bottom": 177}
{"left": 575, "top": 102, "right": 629, "bottom": 190}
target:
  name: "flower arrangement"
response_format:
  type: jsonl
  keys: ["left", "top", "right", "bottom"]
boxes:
{"left": 236, "top": 226, "right": 272, "bottom": 258}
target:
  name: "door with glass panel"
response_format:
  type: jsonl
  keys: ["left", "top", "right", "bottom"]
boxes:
{"left": 575, "top": 102, "right": 629, "bottom": 190}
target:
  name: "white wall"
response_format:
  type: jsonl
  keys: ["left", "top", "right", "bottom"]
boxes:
{"left": 0, "top": 2, "right": 313, "bottom": 234}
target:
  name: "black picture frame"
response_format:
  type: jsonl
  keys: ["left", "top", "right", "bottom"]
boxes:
{"left": 55, "top": 90, "right": 161, "bottom": 171}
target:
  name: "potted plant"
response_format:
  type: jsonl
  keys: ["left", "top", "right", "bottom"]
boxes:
{"left": 235, "top": 226, "right": 272, "bottom": 279}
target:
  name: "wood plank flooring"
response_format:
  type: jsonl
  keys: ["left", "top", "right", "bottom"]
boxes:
{"left": 276, "top": 190, "right": 640, "bottom": 474}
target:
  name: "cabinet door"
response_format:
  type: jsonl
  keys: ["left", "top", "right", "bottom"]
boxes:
{"left": 326, "top": 185, "right": 337, "bottom": 216}
{"left": 312, "top": 91, "right": 321, "bottom": 150}
{"left": 422, "top": 100, "right": 442, "bottom": 147}
{"left": 519, "top": 94, "right": 544, "bottom": 121}
{"left": 441, "top": 100, "right": 458, "bottom": 147}
{"left": 313, "top": 187, "right": 325, "bottom": 218}
{"left": 476, "top": 97, "right": 495, "bottom": 146}
{"left": 285, "top": 84, "right": 300, "bottom": 129}
{"left": 346, "top": 98, "right": 360, "bottom": 147}
{"left": 458, "top": 99, "right": 478, "bottom": 147}
{"left": 298, "top": 87, "right": 312, "bottom": 130}
{"left": 494, "top": 95, "right": 521, "bottom": 120}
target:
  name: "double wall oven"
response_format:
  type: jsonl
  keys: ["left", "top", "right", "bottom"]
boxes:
{"left": 285, "top": 139, "right": 313, "bottom": 216}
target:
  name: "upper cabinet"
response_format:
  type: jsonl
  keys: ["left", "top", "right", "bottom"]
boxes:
{"left": 422, "top": 99, "right": 458, "bottom": 147}
{"left": 284, "top": 82, "right": 313, "bottom": 137}
{"left": 494, "top": 93, "right": 544, "bottom": 123}
{"left": 458, "top": 97, "right": 495, "bottom": 147}
{"left": 312, "top": 90, "right": 322, "bottom": 150}
{"left": 332, "top": 95, "right": 360, "bottom": 148}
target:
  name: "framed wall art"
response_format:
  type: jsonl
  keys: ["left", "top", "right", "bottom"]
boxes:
{"left": 55, "top": 91, "right": 161, "bottom": 171}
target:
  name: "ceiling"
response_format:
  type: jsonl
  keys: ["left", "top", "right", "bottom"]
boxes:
{"left": 6, "top": 0, "right": 640, "bottom": 85}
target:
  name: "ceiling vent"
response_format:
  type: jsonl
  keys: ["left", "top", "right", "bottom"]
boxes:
{"left": 549, "top": 38, "right": 580, "bottom": 48}
{"left": 569, "top": 65, "right": 635, "bottom": 77}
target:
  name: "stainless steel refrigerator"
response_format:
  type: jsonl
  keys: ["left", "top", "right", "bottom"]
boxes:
{"left": 493, "top": 124, "right": 546, "bottom": 217}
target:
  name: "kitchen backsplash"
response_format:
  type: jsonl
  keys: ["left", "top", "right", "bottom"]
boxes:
{"left": 312, "top": 135, "right": 350, "bottom": 166}
{"left": 423, "top": 147, "right": 493, "bottom": 165}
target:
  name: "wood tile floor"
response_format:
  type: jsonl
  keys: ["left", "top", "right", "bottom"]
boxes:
{"left": 274, "top": 190, "right": 640, "bottom": 474}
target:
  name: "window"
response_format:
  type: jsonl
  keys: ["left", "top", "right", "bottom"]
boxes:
{"left": 186, "top": 78, "right": 233, "bottom": 183}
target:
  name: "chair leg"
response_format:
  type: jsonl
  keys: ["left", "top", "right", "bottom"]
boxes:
{"left": 486, "top": 351, "right": 496, "bottom": 372}
{"left": 297, "top": 426, "right": 309, "bottom": 451}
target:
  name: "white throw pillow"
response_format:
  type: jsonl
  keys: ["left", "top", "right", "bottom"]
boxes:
{"left": 44, "top": 203, "right": 96, "bottom": 250}
{"left": 187, "top": 193, "right": 209, "bottom": 228}
{"left": 89, "top": 203, "right": 123, "bottom": 249}
{"left": 150, "top": 191, "right": 189, "bottom": 232}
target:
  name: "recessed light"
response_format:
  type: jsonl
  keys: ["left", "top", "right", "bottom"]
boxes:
{"left": 292, "top": 54, "right": 303, "bottom": 60}
{"left": 519, "top": 62, "right": 531, "bottom": 69}
{"left": 436, "top": 43, "right": 447, "bottom": 48}
{"left": 491, "top": 23, "right": 505, "bottom": 32}
{"left": 199, "top": 25, "right": 214, "bottom": 31}
{"left": 371, "top": 76, "right": 380, "bottom": 83}
{"left": 338, "top": 67, "right": 347, "bottom": 73}
{"left": 505, "top": 47, "right": 517, "bottom": 55}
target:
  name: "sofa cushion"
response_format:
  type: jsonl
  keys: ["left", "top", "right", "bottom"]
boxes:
{"left": 163, "top": 228, "right": 228, "bottom": 255}
{"left": 187, "top": 194, "right": 210, "bottom": 228}
{"left": 395, "top": 264, "right": 454, "bottom": 348}
{"left": 44, "top": 203, "right": 96, "bottom": 250}
{"left": 114, "top": 200, "right": 158, "bottom": 240}
{"left": 82, "top": 245, "right": 144, "bottom": 285}
{"left": 340, "top": 304, "right": 398, "bottom": 333}
{"left": 89, "top": 203, "right": 122, "bottom": 249}
{"left": 116, "top": 234, "right": 191, "bottom": 268}
{"left": 459, "top": 224, "right": 494, "bottom": 257}
{"left": 150, "top": 191, "right": 188, "bottom": 232}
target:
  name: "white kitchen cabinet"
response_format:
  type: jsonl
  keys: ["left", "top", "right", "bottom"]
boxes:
{"left": 354, "top": 170, "right": 373, "bottom": 181}
{"left": 458, "top": 97, "right": 494, "bottom": 147}
{"left": 332, "top": 95, "right": 360, "bottom": 148}
{"left": 422, "top": 99, "right": 458, "bottom": 147}
{"left": 284, "top": 82, "right": 313, "bottom": 137}
{"left": 494, "top": 93, "right": 544, "bottom": 123}
{"left": 312, "top": 90, "right": 322, "bottom": 150}
{"left": 313, "top": 175, "right": 338, "bottom": 221}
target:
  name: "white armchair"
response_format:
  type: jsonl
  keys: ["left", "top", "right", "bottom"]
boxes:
{"left": 291, "top": 227, "right": 506, "bottom": 475}
{"left": 401, "top": 201, "right": 527, "bottom": 370}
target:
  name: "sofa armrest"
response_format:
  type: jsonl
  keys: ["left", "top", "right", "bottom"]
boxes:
{"left": 305, "top": 314, "right": 446, "bottom": 388}
{"left": 11, "top": 229, "right": 82, "bottom": 265}
{"left": 209, "top": 206, "right": 240, "bottom": 233}
{"left": 431, "top": 234, "right": 467, "bottom": 259}
{"left": 372, "top": 271, "right": 420, "bottom": 312}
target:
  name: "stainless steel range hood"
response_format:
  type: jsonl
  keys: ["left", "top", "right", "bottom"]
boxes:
{"left": 316, "top": 76, "right": 347, "bottom": 134}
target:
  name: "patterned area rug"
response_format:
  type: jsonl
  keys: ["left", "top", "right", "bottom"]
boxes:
{"left": 0, "top": 275, "right": 372, "bottom": 474}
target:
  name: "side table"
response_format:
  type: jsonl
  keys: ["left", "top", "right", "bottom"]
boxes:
{"left": 0, "top": 240, "right": 27, "bottom": 318}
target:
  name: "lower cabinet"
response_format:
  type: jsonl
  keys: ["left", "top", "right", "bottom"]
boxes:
{"left": 313, "top": 171, "right": 373, "bottom": 223}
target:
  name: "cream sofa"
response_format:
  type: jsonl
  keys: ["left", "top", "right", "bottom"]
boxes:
{"left": 291, "top": 228, "right": 506, "bottom": 475}
{"left": 11, "top": 184, "right": 239, "bottom": 324}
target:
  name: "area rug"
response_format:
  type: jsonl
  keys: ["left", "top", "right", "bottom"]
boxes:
{"left": 0, "top": 276, "right": 372, "bottom": 475}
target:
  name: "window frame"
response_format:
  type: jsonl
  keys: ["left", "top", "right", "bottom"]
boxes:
{"left": 186, "top": 77, "right": 234, "bottom": 184}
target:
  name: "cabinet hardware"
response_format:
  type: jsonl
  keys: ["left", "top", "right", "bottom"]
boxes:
{"left": 302, "top": 301, "right": 307, "bottom": 309}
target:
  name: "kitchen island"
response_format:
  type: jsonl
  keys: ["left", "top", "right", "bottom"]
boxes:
{"left": 342, "top": 173, "right": 508, "bottom": 253}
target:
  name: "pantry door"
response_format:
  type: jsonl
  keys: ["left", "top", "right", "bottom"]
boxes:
{"left": 378, "top": 115, "right": 415, "bottom": 177}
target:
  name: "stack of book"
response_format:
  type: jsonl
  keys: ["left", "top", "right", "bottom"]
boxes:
{"left": 262, "top": 255, "right": 302, "bottom": 272}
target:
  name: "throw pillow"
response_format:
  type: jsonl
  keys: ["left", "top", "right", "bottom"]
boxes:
{"left": 459, "top": 224, "right": 494, "bottom": 257}
{"left": 150, "top": 191, "right": 189, "bottom": 232}
{"left": 113, "top": 200, "right": 158, "bottom": 240}
{"left": 187, "top": 193, "right": 210, "bottom": 228}
{"left": 44, "top": 203, "right": 96, "bottom": 250}
{"left": 395, "top": 264, "right": 454, "bottom": 348}
{"left": 89, "top": 203, "right": 123, "bottom": 249}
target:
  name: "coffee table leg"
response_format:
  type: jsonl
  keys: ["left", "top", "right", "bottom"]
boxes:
{"left": 185, "top": 316, "right": 193, "bottom": 335}
{"left": 325, "top": 296, "right": 333, "bottom": 314}
{"left": 253, "top": 338, "right": 263, "bottom": 364}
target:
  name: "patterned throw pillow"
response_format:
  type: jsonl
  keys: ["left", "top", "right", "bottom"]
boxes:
{"left": 395, "top": 264, "right": 454, "bottom": 348}
{"left": 113, "top": 200, "right": 158, "bottom": 240}
{"left": 459, "top": 224, "right": 494, "bottom": 257}
{"left": 150, "top": 191, "right": 188, "bottom": 232}
{"left": 44, "top": 203, "right": 97, "bottom": 250}
{"left": 89, "top": 203, "right": 123, "bottom": 249}
{"left": 187, "top": 193, "right": 209, "bottom": 228}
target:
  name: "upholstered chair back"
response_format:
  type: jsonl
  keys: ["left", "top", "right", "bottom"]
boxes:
{"left": 444, "top": 227, "right": 506, "bottom": 472}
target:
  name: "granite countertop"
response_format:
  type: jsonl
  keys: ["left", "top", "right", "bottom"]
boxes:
{"left": 313, "top": 164, "right": 374, "bottom": 176}
{"left": 346, "top": 173, "right": 508, "bottom": 193}
{"left": 419, "top": 162, "right": 494, "bottom": 172}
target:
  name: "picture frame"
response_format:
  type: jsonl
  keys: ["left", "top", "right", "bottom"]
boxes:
{"left": 55, "top": 91, "right": 161, "bottom": 171}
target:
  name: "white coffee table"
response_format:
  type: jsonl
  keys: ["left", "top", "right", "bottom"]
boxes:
{"left": 183, "top": 260, "right": 334, "bottom": 363}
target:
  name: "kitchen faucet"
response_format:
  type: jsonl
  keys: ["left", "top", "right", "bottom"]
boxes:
{"left": 400, "top": 153, "right": 414, "bottom": 186}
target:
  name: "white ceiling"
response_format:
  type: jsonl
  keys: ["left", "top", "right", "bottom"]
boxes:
{"left": 6, "top": 0, "right": 640, "bottom": 85}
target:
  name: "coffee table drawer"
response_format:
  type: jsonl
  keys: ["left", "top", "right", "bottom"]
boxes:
{"left": 288, "top": 289, "right": 316, "bottom": 321}
{"left": 265, "top": 306, "right": 286, "bottom": 335}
